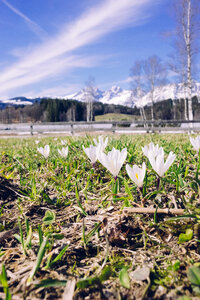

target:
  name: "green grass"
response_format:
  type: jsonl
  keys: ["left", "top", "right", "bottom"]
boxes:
{"left": 95, "top": 113, "right": 140, "bottom": 121}
{"left": 0, "top": 133, "right": 200, "bottom": 299}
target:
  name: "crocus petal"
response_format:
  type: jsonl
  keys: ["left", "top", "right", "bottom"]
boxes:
{"left": 148, "top": 151, "right": 156, "bottom": 171}
{"left": 190, "top": 136, "right": 200, "bottom": 152}
{"left": 119, "top": 148, "right": 127, "bottom": 167}
{"left": 155, "top": 151, "right": 165, "bottom": 177}
{"left": 163, "top": 151, "right": 176, "bottom": 174}
{"left": 126, "top": 164, "right": 135, "bottom": 183}
{"left": 99, "top": 151, "right": 112, "bottom": 174}
{"left": 141, "top": 162, "right": 146, "bottom": 180}
{"left": 83, "top": 145, "right": 97, "bottom": 164}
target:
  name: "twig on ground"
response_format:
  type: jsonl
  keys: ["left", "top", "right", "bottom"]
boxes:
{"left": 123, "top": 207, "right": 185, "bottom": 215}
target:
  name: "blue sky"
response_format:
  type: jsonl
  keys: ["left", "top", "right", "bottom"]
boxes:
{"left": 0, "top": 0, "right": 175, "bottom": 99}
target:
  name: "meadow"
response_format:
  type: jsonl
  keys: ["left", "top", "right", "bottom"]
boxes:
{"left": 0, "top": 133, "right": 200, "bottom": 300}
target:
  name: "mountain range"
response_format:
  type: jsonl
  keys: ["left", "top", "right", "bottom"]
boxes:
{"left": 0, "top": 82, "right": 200, "bottom": 109}
{"left": 67, "top": 82, "right": 200, "bottom": 107}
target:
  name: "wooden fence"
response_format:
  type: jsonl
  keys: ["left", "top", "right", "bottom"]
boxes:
{"left": 0, "top": 120, "right": 200, "bottom": 136}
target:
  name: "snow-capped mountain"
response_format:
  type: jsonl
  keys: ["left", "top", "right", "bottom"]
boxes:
{"left": 0, "top": 82, "right": 200, "bottom": 109}
{"left": 141, "top": 82, "right": 200, "bottom": 106}
{"left": 66, "top": 82, "right": 200, "bottom": 107}
{"left": 67, "top": 85, "right": 135, "bottom": 107}
{"left": 0, "top": 97, "right": 41, "bottom": 109}
{"left": 101, "top": 86, "right": 134, "bottom": 106}
{"left": 67, "top": 87, "right": 104, "bottom": 102}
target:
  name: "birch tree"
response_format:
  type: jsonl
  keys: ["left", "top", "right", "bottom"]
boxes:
{"left": 168, "top": 52, "right": 188, "bottom": 120}
{"left": 173, "top": 0, "right": 200, "bottom": 120}
{"left": 84, "top": 76, "right": 96, "bottom": 122}
{"left": 143, "top": 55, "right": 166, "bottom": 122}
{"left": 130, "top": 60, "right": 147, "bottom": 124}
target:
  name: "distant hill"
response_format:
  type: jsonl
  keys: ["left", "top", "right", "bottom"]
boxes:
{"left": 0, "top": 96, "right": 41, "bottom": 109}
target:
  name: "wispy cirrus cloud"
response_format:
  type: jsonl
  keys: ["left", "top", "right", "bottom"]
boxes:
{"left": 0, "top": 54, "right": 100, "bottom": 94}
{"left": 0, "top": 0, "right": 160, "bottom": 98}
{"left": 1, "top": 0, "right": 47, "bottom": 39}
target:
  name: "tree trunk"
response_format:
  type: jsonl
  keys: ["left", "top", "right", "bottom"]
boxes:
{"left": 185, "top": 0, "right": 193, "bottom": 121}
{"left": 183, "top": 84, "right": 189, "bottom": 120}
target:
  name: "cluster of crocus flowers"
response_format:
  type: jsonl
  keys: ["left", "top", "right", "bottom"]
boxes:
{"left": 83, "top": 136, "right": 128, "bottom": 179}
{"left": 142, "top": 142, "right": 176, "bottom": 178}
{"left": 83, "top": 138, "right": 177, "bottom": 190}
{"left": 37, "top": 143, "right": 69, "bottom": 159}
{"left": 190, "top": 135, "right": 200, "bottom": 152}
{"left": 82, "top": 136, "right": 108, "bottom": 167}
{"left": 124, "top": 142, "right": 176, "bottom": 193}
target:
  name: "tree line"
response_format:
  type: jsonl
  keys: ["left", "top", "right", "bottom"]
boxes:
{"left": 0, "top": 98, "right": 139, "bottom": 123}
{"left": 0, "top": 96, "right": 199, "bottom": 124}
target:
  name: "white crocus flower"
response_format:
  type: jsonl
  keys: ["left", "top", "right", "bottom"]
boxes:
{"left": 83, "top": 144, "right": 98, "bottom": 165}
{"left": 35, "top": 140, "right": 40, "bottom": 145}
{"left": 93, "top": 136, "right": 108, "bottom": 160}
{"left": 37, "top": 145, "right": 50, "bottom": 159}
{"left": 98, "top": 147, "right": 127, "bottom": 179}
{"left": 58, "top": 146, "right": 68, "bottom": 158}
{"left": 93, "top": 136, "right": 108, "bottom": 151}
{"left": 126, "top": 162, "right": 146, "bottom": 188}
{"left": 190, "top": 135, "right": 200, "bottom": 152}
{"left": 148, "top": 148, "right": 176, "bottom": 177}
{"left": 142, "top": 142, "right": 163, "bottom": 159}
{"left": 61, "top": 140, "right": 67, "bottom": 145}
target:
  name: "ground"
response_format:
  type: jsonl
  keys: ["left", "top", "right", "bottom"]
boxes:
{"left": 0, "top": 134, "right": 200, "bottom": 299}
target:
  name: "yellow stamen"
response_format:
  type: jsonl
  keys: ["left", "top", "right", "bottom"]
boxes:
{"left": 135, "top": 173, "right": 139, "bottom": 180}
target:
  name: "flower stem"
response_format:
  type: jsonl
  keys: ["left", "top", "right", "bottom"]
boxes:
{"left": 156, "top": 177, "right": 160, "bottom": 190}
{"left": 112, "top": 177, "right": 118, "bottom": 201}
{"left": 196, "top": 151, "right": 200, "bottom": 182}
{"left": 137, "top": 186, "right": 144, "bottom": 207}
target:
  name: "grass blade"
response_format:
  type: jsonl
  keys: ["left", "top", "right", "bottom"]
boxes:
{"left": 27, "top": 236, "right": 49, "bottom": 285}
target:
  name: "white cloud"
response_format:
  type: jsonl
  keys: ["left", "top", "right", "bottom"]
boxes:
{"left": 1, "top": 0, "right": 47, "bottom": 39}
{"left": 0, "top": 54, "right": 100, "bottom": 94}
{"left": 0, "top": 0, "right": 160, "bottom": 97}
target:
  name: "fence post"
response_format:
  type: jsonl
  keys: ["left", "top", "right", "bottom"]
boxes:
{"left": 188, "top": 121, "right": 194, "bottom": 134}
{"left": 112, "top": 122, "right": 116, "bottom": 134}
{"left": 145, "top": 122, "right": 149, "bottom": 134}
{"left": 30, "top": 124, "right": 33, "bottom": 136}
{"left": 71, "top": 123, "right": 74, "bottom": 135}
